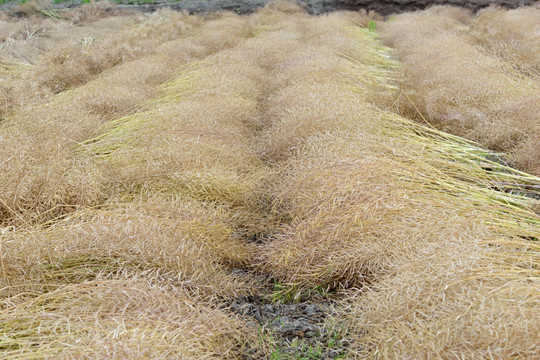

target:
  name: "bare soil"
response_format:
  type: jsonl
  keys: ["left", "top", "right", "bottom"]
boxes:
{"left": 1, "top": 0, "right": 536, "bottom": 15}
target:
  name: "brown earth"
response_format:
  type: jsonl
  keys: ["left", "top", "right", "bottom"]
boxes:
{"left": 115, "top": 0, "right": 540, "bottom": 15}
{"left": 337, "top": 0, "right": 537, "bottom": 15}
{"left": 2, "top": 0, "right": 536, "bottom": 15}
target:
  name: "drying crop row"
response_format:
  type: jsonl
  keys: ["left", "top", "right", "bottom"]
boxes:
{"left": 0, "top": 2, "right": 539, "bottom": 359}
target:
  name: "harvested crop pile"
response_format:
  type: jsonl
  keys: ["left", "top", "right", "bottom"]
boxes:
{"left": 380, "top": 5, "right": 540, "bottom": 175}
{"left": 0, "top": 10, "right": 251, "bottom": 226}
{"left": 472, "top": 5, "right": 540, "bottom": 78}
{"left": 0, "top": 4, "right": 207, "bottom": 117}
{"left": 254, "top": 5, "right": 540, "bottom": 358}
{"left": 0, "top": 280, "right": 259, "bottom": 359}
{"left": 0, "top": 6, "right": 268, "bottom": 358}
{"left": 0, "top": 200, "right": 256, "bottom": 301}
{"left": 0, "top": 1, "right": 539, "bottom": 359}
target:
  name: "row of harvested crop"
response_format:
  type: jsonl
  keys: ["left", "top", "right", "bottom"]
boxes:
{"left": 251, "top": 12, "right": 540, "bottom": 357}
{"left": 0, "top": 2, "right": 539, "bottom": 358}
{"left": 0, "top": 8, "right": 270, "bottom": 358}
{"left": 0, "top": 4, "right": 366, "bottom": 357}
{"left": 380, "top": 5, "right": 540, "bottom": 176}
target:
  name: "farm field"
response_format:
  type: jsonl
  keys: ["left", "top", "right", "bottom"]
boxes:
{"left": 0, "top": 1, "right": 539, "bottom": 359}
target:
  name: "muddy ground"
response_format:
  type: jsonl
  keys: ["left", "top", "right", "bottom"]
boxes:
{"left": 1, "top": 0, "right": 537, "bottom": 15}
